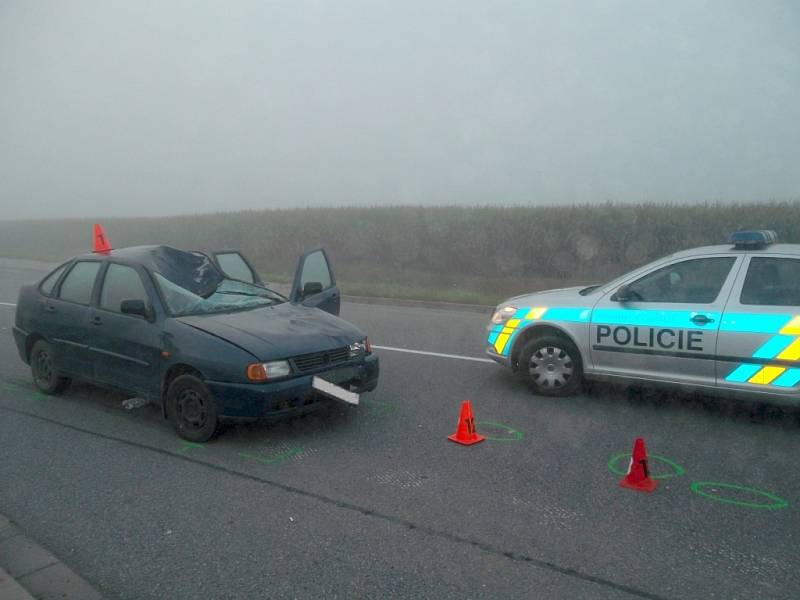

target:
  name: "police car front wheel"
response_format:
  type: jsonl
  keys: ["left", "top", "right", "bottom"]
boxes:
{"left": 519, "top": 335, "right": 583, "bottom": 397}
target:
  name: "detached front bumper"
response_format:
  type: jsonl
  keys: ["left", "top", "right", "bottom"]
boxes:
{"left": 206, "top": 354, "right": 379, "bottom": 420}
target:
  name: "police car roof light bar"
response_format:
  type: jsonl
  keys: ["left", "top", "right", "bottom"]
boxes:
{"left": 728, "top": 230, "right": 777, "bottom": 249}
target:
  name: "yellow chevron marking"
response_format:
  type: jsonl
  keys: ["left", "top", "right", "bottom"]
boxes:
{"left": 779, "top": 315, "right": 800, "bottom": 335}
{"left": 506, "top": 319, "right": 521, "bottom": 329}
{"left": 748, "top": 366, "right": 786, "bottom": 385}
{"left": 777, "top": 337, "right": 800, "bottom": 361}
{"left": 525, "top": 307, "right": 547, "bottom": 320}
{"left": 494, "top": 333, "right": 511, "bottom": 354}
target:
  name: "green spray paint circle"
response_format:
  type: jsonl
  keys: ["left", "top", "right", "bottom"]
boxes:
{"left": 475, "top": 421, "right": 523, "bottom": 442}
{"left": 690, "top": 481, "right": 788, "bottom": 510}
{"left": 607, "top": 453, "right": 685, "bottom": 479}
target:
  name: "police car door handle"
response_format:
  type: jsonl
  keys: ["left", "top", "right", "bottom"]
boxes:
{"left": 690, "top": 314, "right": 714, "bottom": 325}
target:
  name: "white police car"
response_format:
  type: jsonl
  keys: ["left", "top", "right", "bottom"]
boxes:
{"left": 486, "top": 231, "right": 800, "bottom": 401}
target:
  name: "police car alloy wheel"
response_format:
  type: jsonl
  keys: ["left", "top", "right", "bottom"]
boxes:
{"left": 519, "top": 335, "right": 583, "bottom": 396}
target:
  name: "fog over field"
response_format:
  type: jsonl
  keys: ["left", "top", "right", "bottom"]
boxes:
{"left": 1, "top": 1, "right": 799, "bottom": 219}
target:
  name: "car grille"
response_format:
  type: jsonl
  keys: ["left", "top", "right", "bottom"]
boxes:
{"left": 291, "top": 347, "right": 350, "bottom": 373}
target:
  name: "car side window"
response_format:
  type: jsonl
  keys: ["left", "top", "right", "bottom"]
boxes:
{"left": 215, "top": 252, "right": 255, "bottom": 283}
{"left": 626, "top": 257, "right": 736, "bottom": 303}
{"left": 740, "top": 257, "right": 800, "bottom": 306}
{"left": 100, "top": 264, "right": 149, "bottom": 312}
{"left": 300, "top": 250, "right": 332, "bottom": 290}
{"left": 58, "top": 261, "right": 101, "bottom": 305}
{"left": 39, "top": 263, "right": 69, "bottom": 296}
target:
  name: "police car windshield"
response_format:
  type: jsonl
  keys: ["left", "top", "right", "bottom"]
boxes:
{"left": 154, "top": 273, "right": 284, "bottom": 316}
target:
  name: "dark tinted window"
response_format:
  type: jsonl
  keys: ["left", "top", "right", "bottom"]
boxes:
{"left": 101, "top": 264, "right": 149, "bottom": 312}
{"left": 300, "top": 250, "right": 332, "bottom": 290}
{"left": 39, "top": 263, "right": 68, "bottom": 296}
{"left": 216, "top": 252, "right": 255, "bottom": 283}
{"left": 626, "top": 257, "right": 735, "bottom": 303}
{"left": 58, "top": 261, "right": 101, "bottom": 305}
{"left": 740, "top": 257, "right": 800, "bottom": 306}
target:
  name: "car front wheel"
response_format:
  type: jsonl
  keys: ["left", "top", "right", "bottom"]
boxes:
{"left": 519, "top": 335, "right": 583, "bottom": 397}
{"left": 166, "top": 374, "right": 220, "bottom": 442}
{"left": 30, "top": 340, "right": 71, "bottom": 394}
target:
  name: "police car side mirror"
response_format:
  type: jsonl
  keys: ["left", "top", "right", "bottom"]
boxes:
{"left": 612, "top": 284, "right": 631, "bottom": 303}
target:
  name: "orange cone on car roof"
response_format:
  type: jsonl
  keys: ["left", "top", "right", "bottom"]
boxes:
{"left": 92, "top": 223, "right": 112, "bottom": 253}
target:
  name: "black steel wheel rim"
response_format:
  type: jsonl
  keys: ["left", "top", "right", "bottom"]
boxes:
{"left": 34, "top": 349, "right": 53, "bottom": 387}
{"left": 176, "top": 388, "right": 207, "bottom": 429}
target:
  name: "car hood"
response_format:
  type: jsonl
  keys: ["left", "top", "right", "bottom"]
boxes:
{"left": 500, "top": 286, "right": 592, "bottom": 308}
{"left": 176, "top": 302, "right": 364, "bottom": 362}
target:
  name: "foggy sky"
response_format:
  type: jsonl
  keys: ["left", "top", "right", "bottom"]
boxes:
{"left": 1, "top": 1, "right": 799, "bottom": 219}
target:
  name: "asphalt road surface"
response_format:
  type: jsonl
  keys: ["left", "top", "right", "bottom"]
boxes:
{"left": 1, "top": 260, "right": 798, "bottom": 600}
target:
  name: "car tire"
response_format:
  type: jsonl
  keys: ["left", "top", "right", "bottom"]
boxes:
{"left": 519, "top": 334, "right": 583, "bottom": 397}
{"left": 166, "top": 374, "right": 220, "bottom": 442}
{"left": 30, "top": 340, "right": 71, "bottom": 394}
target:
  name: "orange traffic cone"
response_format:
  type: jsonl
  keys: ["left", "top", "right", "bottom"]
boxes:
{"left": 92, "top": 223, "right": 112, "bottom": 253}
{"left": 447, "top": 400, "right": 485, "bottom": 446}
{"left": 619, "top": 437, "right": 657, "bottom": 493}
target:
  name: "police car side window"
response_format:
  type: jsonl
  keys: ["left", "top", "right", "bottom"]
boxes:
{"left": 740, "top": 257, "right": 800, "bottom": 306}
{"left": 626, "top": 257, "right": 735, "bottom": 304}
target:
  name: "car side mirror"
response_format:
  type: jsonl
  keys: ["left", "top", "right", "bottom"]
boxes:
{"left": 121, "top": 299, "right": 152, "bottom": 320}
{"left": 612, "top": 284, "right": 631, "bottom": 303}
{"left": 302, "top": 281, "right": 324, "bottom": 299}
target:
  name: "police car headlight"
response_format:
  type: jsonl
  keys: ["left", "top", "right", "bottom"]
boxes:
{"left": 246, "top": 360, "right": 292, "bottom": 381}
{"left": 491, "top": 306, "right": 517, "bottom": 324}
{"left": 349, "top": 338, "right": 371, "bottom": 358}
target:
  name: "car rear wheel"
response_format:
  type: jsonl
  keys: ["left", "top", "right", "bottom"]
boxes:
{"left": 166, "top": 374, "right": 219, "bottom": 442}
{"left": 519, "top": 335, "right": 583, "bottom": 397}
{"left": 30, "top": 340, "right": 71, "bottom": 394}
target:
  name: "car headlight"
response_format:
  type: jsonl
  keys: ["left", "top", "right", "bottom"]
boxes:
{"left": 246, "top": 360, "right": 292, "bottom": 381}
{"left": 349, "top": 337, "right": 371, "bottom": 358}
{"left": 490, "top": 306, "right": 517, "bottom": 324}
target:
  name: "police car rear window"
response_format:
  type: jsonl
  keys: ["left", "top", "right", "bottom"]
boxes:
{"left": 740, "top": 257, "right": 800, "bottom": 307}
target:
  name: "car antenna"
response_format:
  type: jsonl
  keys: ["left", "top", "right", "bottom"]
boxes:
{"left": 92, "top": 223, "right": 113, "bottom": 253}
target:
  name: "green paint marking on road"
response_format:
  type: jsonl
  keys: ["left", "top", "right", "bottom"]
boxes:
{"left": 0, "top": 382, "right": 22, "bottom": 392}
{"left": 690, "top": 481, "right": 788, "bottom": 510}
{"left": 475, "top": 421, "right": 523, "bottom": 442}
{"left": 31, "top": 391, "right": 49, "bottom": 401}
{"left": 607, "top": 453, "right": 686, "bottom": 479}
{"left": 239, "top": 447, "right": 303, "bottom": 465}
{"left": 178, "top": 442, "right": 204, "bottom": 453}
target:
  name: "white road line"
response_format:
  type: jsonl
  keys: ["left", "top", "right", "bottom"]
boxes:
{"left": 0, "top": 302, "right": 493, "bottom": 364}
{"left": 372, "top": 345, "right": 495, "bottom": 364}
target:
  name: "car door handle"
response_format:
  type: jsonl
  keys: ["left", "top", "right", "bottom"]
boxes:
{"left": 690, "top": 314, "right": 714, "bottom": 325}
{"left": 90, "top": 316, "right": 103, "bottom": 326}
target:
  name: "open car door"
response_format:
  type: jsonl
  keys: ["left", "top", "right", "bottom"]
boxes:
{"left": 289, "top": 248, "right": 340, "bottom": 316}
{"left": 207, "top": 250, "right": 263, "bottom": 285}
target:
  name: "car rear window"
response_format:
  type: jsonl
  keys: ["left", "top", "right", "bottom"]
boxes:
{"left": 740, "top": 257, "right": 800, "bottom": 306}
{"left": 39, "top": 263, "right": 69, "bottom": 296}
{"left": 58, "top": 261, "right": 101, "bottom": 305}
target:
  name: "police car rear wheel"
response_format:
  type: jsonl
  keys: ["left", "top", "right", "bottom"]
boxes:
{"left": 520, "top": 335, "right": 582, "bottom": 397}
